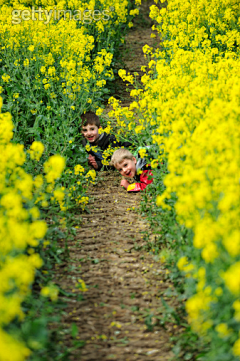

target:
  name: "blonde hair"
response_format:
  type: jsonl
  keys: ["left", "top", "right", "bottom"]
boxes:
{"left": 110, "top": 148, "right": 134, "bottom": 167}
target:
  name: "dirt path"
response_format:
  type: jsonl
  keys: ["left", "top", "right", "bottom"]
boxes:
{"left": 55, "top": 172, "right": 179, "bottom": 360}
{"left": 111, "top": 0, "right": 159, "bottom": 107}
{"left": 54, "top": 4, "right": 181, "bottom": 360}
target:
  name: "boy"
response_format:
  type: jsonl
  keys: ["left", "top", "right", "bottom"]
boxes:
{"left": 81, "top": 111, "right": 131, "bottom": 171}
{"left": 110, "top": 148, "right": 153, "bottom": 192}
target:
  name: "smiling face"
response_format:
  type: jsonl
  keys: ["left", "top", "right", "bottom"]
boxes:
{"left": 81, "top": 123, "right": 100, "bottom": 143}
{"left": 115, "top": 157, "right": 137, "bottom": 178}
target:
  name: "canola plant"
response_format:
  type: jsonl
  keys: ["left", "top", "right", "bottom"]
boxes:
{"left": 0, "top": 0, "right": 138, "bottom": 359}
{"left": 110, "top": 0, "right": 240, "bottom": 359}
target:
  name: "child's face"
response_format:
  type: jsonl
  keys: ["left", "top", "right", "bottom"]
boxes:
{"left": 81, "top": 123, "right": 100, "bottom": 143}
{"left": 115, "top": 157, "right": 137, "bottom": 178}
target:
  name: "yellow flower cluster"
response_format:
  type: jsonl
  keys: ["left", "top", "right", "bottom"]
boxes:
{"left": 86, "top": 169, "right": 96, "bottom": 181}
{"left": 0, "top": 0, "right": 139, "bottom": 118}
{"left": 76, "top": 195, "right": 89, "bottom": 210}
{"left": 28, "top": 141, "right": 44, "bottom": 161}
{"left": 109, "top": 0, "right": 240, "bottom": 357}
{"left": 52, "top": 188, "right": 66, "bottom": 211}
{"left": 77, "top": 278, "right": 88, "bottom": 292}
{"left": 40, "top": 283, "right": 59, "bottom": 302}
{"left": 102, "top": 144, "right": 117, "bottom": 166}
{"left": 44, "top": 155, "right": 65, "bottom": 184}
{"left": 0, "top": 97, "right": 65, "bottom": 360}
{"left": 0, "top": 330, "right": 31, "bottom": 361}
{"left": 74, "top": 164, "right": 85, "bottom": 175}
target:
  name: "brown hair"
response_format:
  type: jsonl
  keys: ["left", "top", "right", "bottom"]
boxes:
{"left": 110, "top": 148, "right": 134, "bottom": 167}
{"left": 80, "top": 111, "right": 100, "bottom": 128}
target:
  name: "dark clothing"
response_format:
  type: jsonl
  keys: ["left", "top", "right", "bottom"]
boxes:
{"left": 82, "top": 132, "right": 132, "bottom": 171}
{"left": 127, "top": 157, "right": 153, "bottom": 192}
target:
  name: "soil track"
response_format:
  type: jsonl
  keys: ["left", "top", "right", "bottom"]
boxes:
{"left": 55, "top": 173, "right": 180, "bottom": 360}
{"left": 55, "top": 4, "right": 181, "bottom": 360}
{"left": 110, "top": 0, "right": 159, "bottom": 107}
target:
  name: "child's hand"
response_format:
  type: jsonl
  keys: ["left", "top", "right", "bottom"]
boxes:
{"left": 120, "top": 179, "right": 130, "bottom": 189}
{"left": 88, "top": 154, "right": 98, "bottom": 170}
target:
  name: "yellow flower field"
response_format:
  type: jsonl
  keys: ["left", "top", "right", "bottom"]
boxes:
{"left": 1, "top": 0, "right": 240, "bottom": 358}
{"left": 109, "top": 0, "right": 240, "bottom": 359}
{"left": 0, "top": 0, "right": 138, "bottom": 358}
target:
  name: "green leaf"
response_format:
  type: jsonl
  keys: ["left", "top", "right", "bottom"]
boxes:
{"left": 71, "top": 323, "right": 79, "bottom": 338}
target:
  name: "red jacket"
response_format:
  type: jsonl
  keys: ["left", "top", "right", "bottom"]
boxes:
{"left": 127, "top": 167, "right": 153, "bottom": 192}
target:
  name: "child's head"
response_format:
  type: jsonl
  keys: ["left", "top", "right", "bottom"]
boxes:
{"left": 81, "top": 111, "right": 101, "bottom": 143}
{"left": 111, "top": 149, "right": 137, "bottom": 178}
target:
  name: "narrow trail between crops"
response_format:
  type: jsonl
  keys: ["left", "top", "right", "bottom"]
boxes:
{"left": 56, "top": 172, "right": 180, "bottom": 361}
{"left": 55, "top": 4, "right": 181, "bottom": 360}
